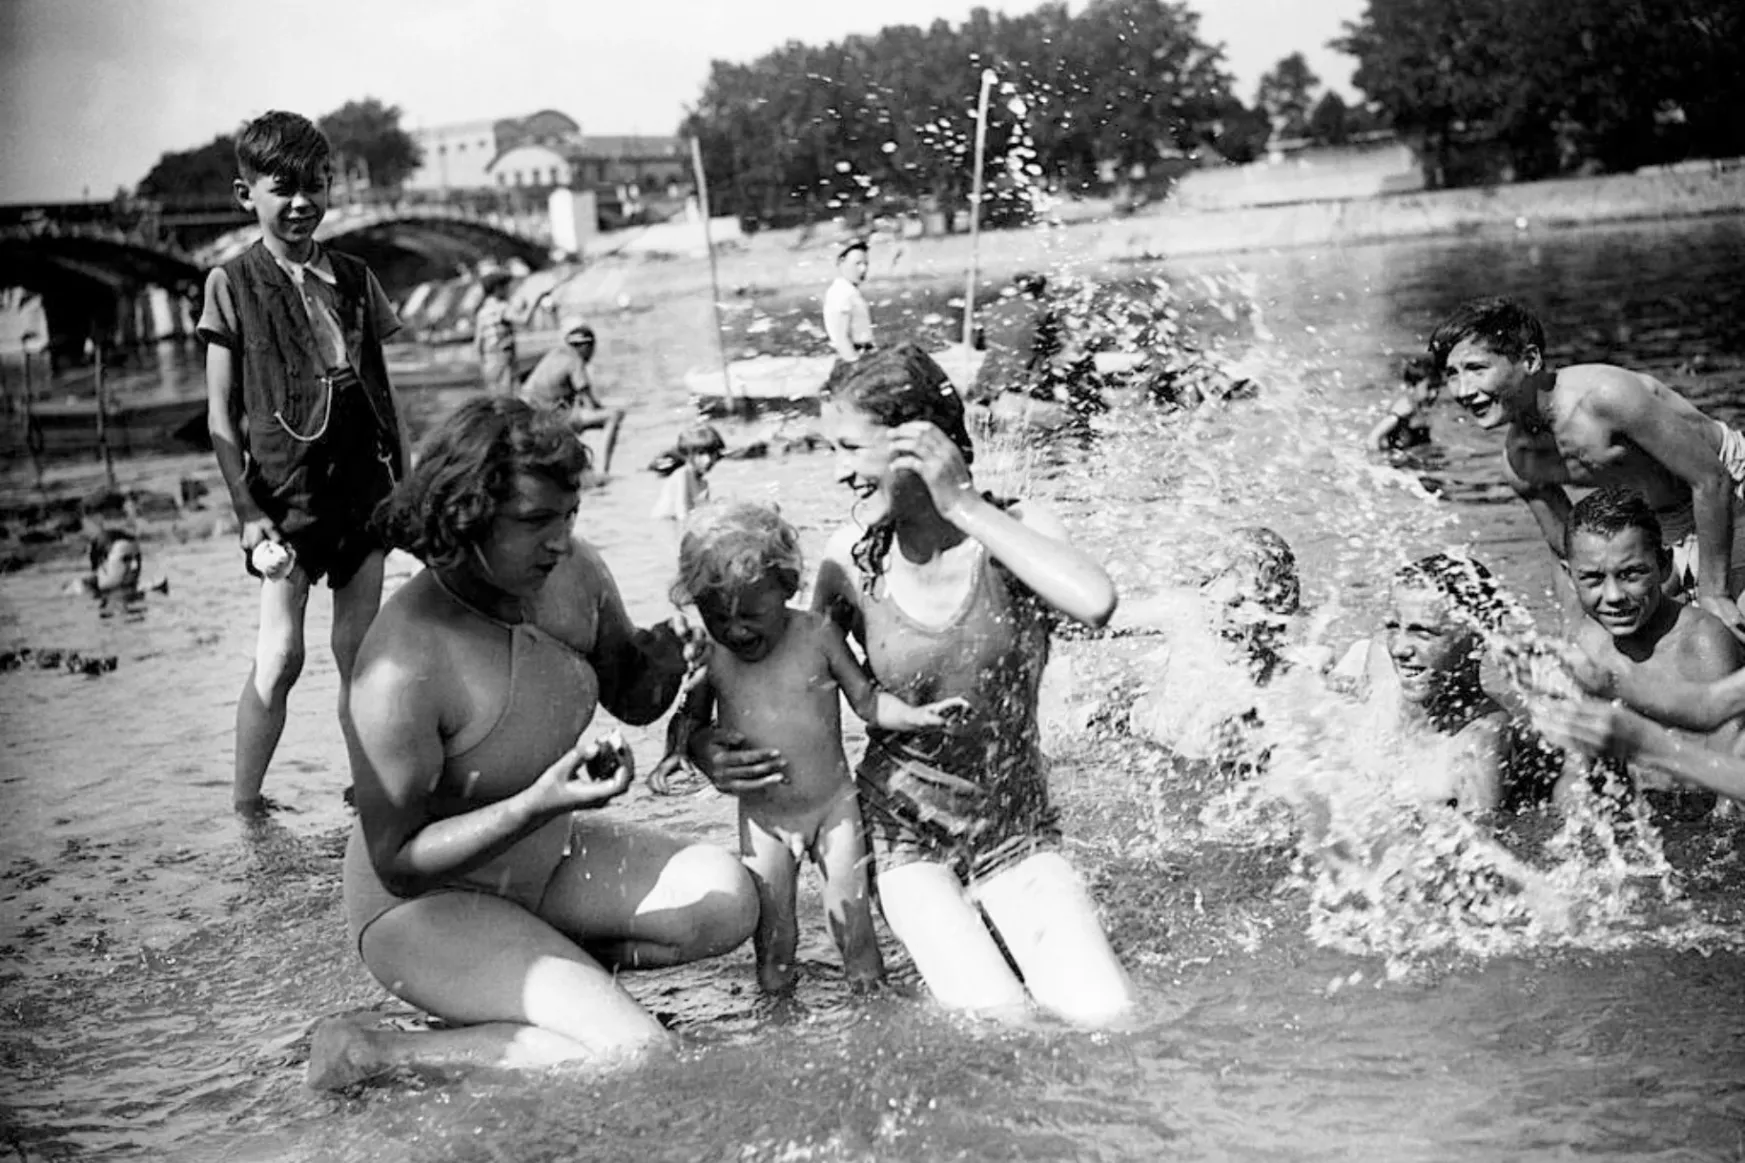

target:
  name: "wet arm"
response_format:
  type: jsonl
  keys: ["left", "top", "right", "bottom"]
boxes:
{"left": 817, "top": 618, "right": 920, "bottom": 729}
{"left": 1366, "top": 396, "right": 1413, "bottom": 451}
{"left": 1611, "top": 666, "right": 1745, "bottom": 733}
{"left": 1596, "top": 382, "right": 1735, "bottom": 600}
{"left": 204, "top": 343, "right": 266, "bottom": 528}
{"left": 1502, "top": 448, "right": 1573, "bottom": 559}
{"left": 1592, "top": 704, "right": 1745, "bottom": 804}
{"left": 589, "top": 559, "right": 686, "bottom": 724}
{"left": 350, "top": 647, "right": 560, "bottom": 894}
{"left": 1453, "top": 718, "right": 1508, "bottom": 814}
{"left": 943, "top": 494, "right": 1117, "bottom": 628}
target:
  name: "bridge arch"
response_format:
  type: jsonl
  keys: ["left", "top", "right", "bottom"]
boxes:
{"left": 194, "top": 206, "right": 552, "bottom": 277}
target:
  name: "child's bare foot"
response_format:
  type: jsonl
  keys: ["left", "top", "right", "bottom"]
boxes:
{"left": 306, "top": 1014, "right": 391, "bottom": 1091}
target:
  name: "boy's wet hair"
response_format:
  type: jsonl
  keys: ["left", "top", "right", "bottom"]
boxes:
{"left": 377, "top": 396, "right": 589, "bottom": 569}
{"left": 1014, "top": 271, "right": 1048, "bottom": 297}
{"left": 676, "top": 423, "right": 727, "bottom": 457}
{"left": 1564, "top": 488, "right": 1665, "bottom": 560}
{"left": 234, "top": 110, "right": 332, "bottom": 184}
{"left": 1212, "top": 526, "right": 1302, "bottom": 616}
{"left": 1427, "top": 297, "right": 1546, "bottom": 373}
{"left": 1393, "top": 552, "right": 1511, "bottom": 635}
{"left": 671, "top": 502, "right": 803, "bottom": 608}
{"left": 480, "top": 271, "right": 515, "bottom": 297}
{"left": 1400, "top": 354, "right": 1438, "bottom": 387}
{"left": 87, "top": 528, "right": 138, "bottom": 573}
{"left": 820, "top": 342, "right": 981, "bottom": 587}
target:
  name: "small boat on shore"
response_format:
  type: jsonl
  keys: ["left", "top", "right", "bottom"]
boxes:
{"left": 4, "top": 394, "right": 210, "bottom": 459}
{"left": 685, "top": 346, "right": 992, "bottom": 418}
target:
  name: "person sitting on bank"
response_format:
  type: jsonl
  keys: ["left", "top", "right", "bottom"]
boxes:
{"left": 1366, "top": 355, "right": 1441, "bottom": 453}
{"left": 822, "top": 237, "right": 874, "bottom": 363}
{"left": 518, "top": 315, "right": 626, "bottom": 476}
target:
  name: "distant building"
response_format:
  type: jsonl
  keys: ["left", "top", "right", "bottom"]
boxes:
{"left": 405, "top": 109, "right": 585, "bottom": 192}
{"left": 487, "top": 135, "right": 689, "bottom": 226}
{"left": 405, "top": 109, "right": 689, "bottom": 227}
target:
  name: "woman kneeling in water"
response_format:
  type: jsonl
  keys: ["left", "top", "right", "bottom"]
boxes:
{"left": 310, "top": 397, "right": 757, "bottom": 1090}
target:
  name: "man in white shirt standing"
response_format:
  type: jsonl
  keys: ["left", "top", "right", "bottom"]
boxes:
{"left": 822, "top": 237, "right": 874, "bottom": 363}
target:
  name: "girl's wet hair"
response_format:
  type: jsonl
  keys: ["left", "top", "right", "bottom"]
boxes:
{"left": 87, "top": 528, "right": 138, "bottom": 573}
{"left": 819, "top": 342, "right": 981, "bottom": 586}
{"left": 1392, "top": 552, "right": 1513, "bottom": 635}
{"left": 1427, "top": 296, "right": 1546, "bottom": 373}
{"left": 376, "top": 396, "right": 589, "bottom": 569}
{"left": 671, "top": 502, "right": 803, "bottom": 607}
{"left": 1214, "top": 526, "right": 1302, "bottom": 616}
{"left": 234, "top": 110, "right": 332, "bottom": 184}
{"left": 676, "top": 423, "right": 727, "bottom": 457}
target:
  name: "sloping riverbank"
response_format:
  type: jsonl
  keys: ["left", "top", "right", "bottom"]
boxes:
{"left": 553, "top": 164, "right": 1745, "bottom": 312}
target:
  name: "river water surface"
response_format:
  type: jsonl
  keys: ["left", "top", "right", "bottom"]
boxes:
{"left": 2, "top": 215, "right": 1743, "bottom": 1161}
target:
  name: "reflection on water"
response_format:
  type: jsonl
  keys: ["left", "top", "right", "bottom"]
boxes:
{"left": 3, "top": 216, "right": 1745, "bottom": 1160}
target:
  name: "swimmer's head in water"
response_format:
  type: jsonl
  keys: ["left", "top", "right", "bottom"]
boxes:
{"left": 378, "top": 396, "right": 589, "bottom": 570}
{"left": 675, "top": 423, "right": 727, "bottom": 464}
{"left": 1199, "top": 527, "right": 1300, "bottom": 674}
{"left": 1400, "top": 354, "right": 1439, "bottom": 396}
{"left": 1563, "top": 489, "right": 1671, "bottom": 640}
{"left": 672, "top": 502, "right": 802, "bottom": 662}
{"left": 1386, "top": 553, "right": 1504, "bottom": 704}
{"left": 1201, "top": 527, "right": 1301, "bottom": 620}
{"left": 88, "top": 529, "right": 142, "bottom": 593}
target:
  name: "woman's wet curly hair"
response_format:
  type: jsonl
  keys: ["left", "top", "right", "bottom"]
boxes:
{"left": 819, "top": 342, "right": 984, "bottom": 588}
{"left": 670, "top": 502, "right": 803, "bottom": 608}
{"left": 375, "top": 396, "right": 590, "bottom": 569}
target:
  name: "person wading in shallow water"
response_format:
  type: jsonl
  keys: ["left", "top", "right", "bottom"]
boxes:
{"left": 307, "top": 397, "right": 756, "bottom": 1090}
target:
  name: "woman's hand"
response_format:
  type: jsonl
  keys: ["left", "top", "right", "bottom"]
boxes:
{"left": 687, "top": 725, "right": 787, "bottom": 795}
{"left": 529, "top": 730, "right": 635, "bottom": 814}
{"left": 888, "top": 421, "right": 977, "bottom": 519}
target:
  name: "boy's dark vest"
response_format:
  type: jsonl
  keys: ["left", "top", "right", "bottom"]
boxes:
{"left": 224, "top": 241, "right": 404, "bottom": 496}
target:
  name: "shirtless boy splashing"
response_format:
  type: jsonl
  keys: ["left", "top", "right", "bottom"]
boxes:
{"left": 1430, "top": 296, "right": 1745, "bottom": 638}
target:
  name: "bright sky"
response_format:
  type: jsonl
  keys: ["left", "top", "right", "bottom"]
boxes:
{"left": 0, "top": 0, "right": 1362, "bottom": 204}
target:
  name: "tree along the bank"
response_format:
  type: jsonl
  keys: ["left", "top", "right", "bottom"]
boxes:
{"left": 681, "top": 0, "right": 1251, "bottom": 229}
{"left": 1334, "top": 0, "right": 1745, "bottom": 187}
{"left": 135, "top": 98, "right": 423, "bottom": 204}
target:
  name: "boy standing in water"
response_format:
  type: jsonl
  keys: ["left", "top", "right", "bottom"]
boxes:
{"left": 655, "top": 503, "right": 964, "bottom": 993}
{"left": 822, "top": 237, "right": 874, "bottom": 363}
{"left": 1556, "top": 488, "right": 1744, "bottom": 804}
{"left": 1430, "top": 296, "right": 1745, "bottom": 638}
{"left": 200, "top": 110, "right": 410, "bottom": 815}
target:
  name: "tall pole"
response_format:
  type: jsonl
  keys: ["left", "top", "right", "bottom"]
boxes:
{"left": 961, "top": 68, "right": 998, "bottom": 354}
{"left": 92, "top": 332, "right": 116, "bottom": 489}
{"left": 689, "top": 136, "right": 740, "bottom": 416}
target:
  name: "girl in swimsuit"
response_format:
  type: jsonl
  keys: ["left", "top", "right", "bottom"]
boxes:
{"left": 693, "top": 343, "right": 1135, "bottom": 1027}
{"left": 655, "top": 501, "right": 965, "bottom": 995}
{"left": 309, "top": 397, "right": 758, "bottom": 1090}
